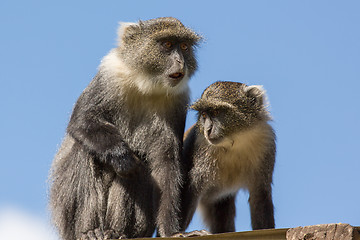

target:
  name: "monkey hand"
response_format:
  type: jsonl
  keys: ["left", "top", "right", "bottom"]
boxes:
{"left": 103, "top": 146, "right": 142, "bottom": 177}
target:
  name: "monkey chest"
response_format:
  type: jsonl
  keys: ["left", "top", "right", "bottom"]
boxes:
{"left": 215, "top": 142, "right": 266, "bottom": 191}
{"left": 118, "top": 113, "right": 180, "bottom": 154}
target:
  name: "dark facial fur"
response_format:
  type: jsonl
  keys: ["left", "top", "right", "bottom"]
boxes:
{"left": 49, "top": 17, "right": 201, "bottom": 240}
{"left": 180, "top": 81, "right": 275, "bottom": 234}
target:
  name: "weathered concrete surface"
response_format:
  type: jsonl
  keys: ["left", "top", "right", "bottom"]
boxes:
{"left": 286, "top": 223, "right": 360, "bottom": 240}
{"left": 131, "top": 224, "right": 359, "bottom": 240}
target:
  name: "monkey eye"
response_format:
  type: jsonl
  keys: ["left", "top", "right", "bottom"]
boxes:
{"left": 162, "top": 41, "right": 173, "bottom": 49}
{"left": 180, "top": 42, "right": 188, "bottom": 51}
{"left": 201, "top": 112, "right": 207, "bottom": 119}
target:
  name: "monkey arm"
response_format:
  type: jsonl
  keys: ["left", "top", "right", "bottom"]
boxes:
{"left": 180, "top": 125, "right": 199, "bottom": 230}
{"left": 67, "top": 117, "right": 139, "bottom": 176}
{"left": 148, "top": 118, "right": 188, "bottom": 237}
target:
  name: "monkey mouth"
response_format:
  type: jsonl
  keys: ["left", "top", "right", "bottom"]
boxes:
{"left": 205, "top": 134, "right": 222, "bottom": 145}
{"left": 169, "top": 72, "right": 184, "bottom": 80}
{"left": 206, "top": 134, "right": 230, "bottom": 147}
{"left": 207, "top": 138, "right": 222, "bottom": 145}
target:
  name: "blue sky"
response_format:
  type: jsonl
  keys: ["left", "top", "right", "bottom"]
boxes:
{"left": 1, "top": 1, "right": 359, "bottom": 239}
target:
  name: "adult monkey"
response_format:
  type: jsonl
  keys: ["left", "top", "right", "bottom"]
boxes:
{"left": 49, "top": 17, "right": 202, "bottom": 240}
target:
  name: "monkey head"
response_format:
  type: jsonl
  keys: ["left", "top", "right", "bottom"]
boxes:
{"left": 191, "top": 81, "right": 271, "bottom": 145}
{"left": 116, "top": 17, "right": 202, "bottom": 94}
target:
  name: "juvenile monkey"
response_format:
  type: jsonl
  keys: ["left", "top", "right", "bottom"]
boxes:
{"left": 181, "top": 81, "right": 275, "bottom": 233}
{"left": 49, "top": 17, "right": 201, "bottom": 240}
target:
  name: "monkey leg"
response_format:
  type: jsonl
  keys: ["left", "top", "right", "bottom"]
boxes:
{"left": 200, "top": 195, "right": 236, "bottom": 234}
{"left": 73, "top": 169, "right": 122, "bottom": 240}
{"left": 248, "top": 184, "right": 275, "bottom": 230}
{"left": 178, "top": 180, "right": 198, "bottom": 232}
{"left": 105, "top": 170, "right": 155, "bottom": 238}
{"left": 66, "top": 151, "right": 153, "bottom": 239}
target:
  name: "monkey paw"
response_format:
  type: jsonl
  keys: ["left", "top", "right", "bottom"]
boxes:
{"left": 171, "top": 229, "right": 211, "bottom": 237}
{"left": 105, "top": 149, "right": 142, "bottom": 178}
{"left": 80, "top": 228, "right": 123, "bottom": 240}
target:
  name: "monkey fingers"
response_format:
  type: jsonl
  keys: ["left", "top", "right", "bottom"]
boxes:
{"left": 171, "top": 229, "right": 211, "bottom": 238}
{"left": 103, "top": 229, "right": 123, "bottom": 239}
{"left": 79, "top": 228, "right": 102, "bottom": 240}
{"left": 80, "top": 228, "right": 122, "bottom": 240}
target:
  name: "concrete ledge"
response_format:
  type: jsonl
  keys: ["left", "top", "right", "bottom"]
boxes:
{"left": 287, "top": 223, "right": 360, "bottom": 240}
{"left": 133, "top": 224, "right": 359, "bottom": 240}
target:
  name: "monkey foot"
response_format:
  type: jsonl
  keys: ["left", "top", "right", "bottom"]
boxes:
{"left": 80, "top": 228, "right": 124, "bottom": 240}
{"left": 172, "top": 229, "right": 211, "bottom": 237}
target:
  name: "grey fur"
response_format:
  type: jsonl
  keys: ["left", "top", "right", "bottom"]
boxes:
{"left": 181, "top": 81, "right": 275, "bottom": 233}
{"left": 49, "top": 17, "right": 201, "bottom": 240}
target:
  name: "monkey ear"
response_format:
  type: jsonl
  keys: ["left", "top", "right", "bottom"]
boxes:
{"left": 117, "top": 22, "right": 141, "bottom": 46}
{"left": 244, "top": 85, "right": 268, "bottom": 106}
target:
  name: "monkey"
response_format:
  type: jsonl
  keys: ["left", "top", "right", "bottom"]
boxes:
{"left": 180, "top": 81, "right": 276, "bottom": 234}
{"left": 49, "top": 17, "right": 202, "bottom": 240}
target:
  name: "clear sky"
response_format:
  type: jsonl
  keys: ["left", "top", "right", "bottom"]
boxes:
{"left": 1, "top": 1, "right": 359, "bottom": 239}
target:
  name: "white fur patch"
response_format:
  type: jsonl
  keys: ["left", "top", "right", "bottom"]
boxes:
{"left": 132, "top": 71, "right": 190, "bottom": 96}
{"left": 100, "top": 49, "right": 131, "bottom": 75}
{"left": 99, "top": 49, "right": 190, "bottom": 96}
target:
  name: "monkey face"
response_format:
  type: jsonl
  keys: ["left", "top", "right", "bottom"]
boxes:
{"left": 145, "top": 38, "right": 197, "bottom": 86}
{"left": 192, "top": 82, "right": 272, "bottom": 147}
{"left": 117, "top": 17, "right": 201, "bottom": 94}
{"left": 199, "top": 110, "right": 222, "bottom": 145}
{"left": 197, "top": 108, "right": 234, "bottom": 146}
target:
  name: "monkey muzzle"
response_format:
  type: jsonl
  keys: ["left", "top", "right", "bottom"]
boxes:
{"left": 169, "top": 72, "right": 184, "bottom": 80}
{"left": 168, "top": 72, "right": 185, "bottom": 86}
